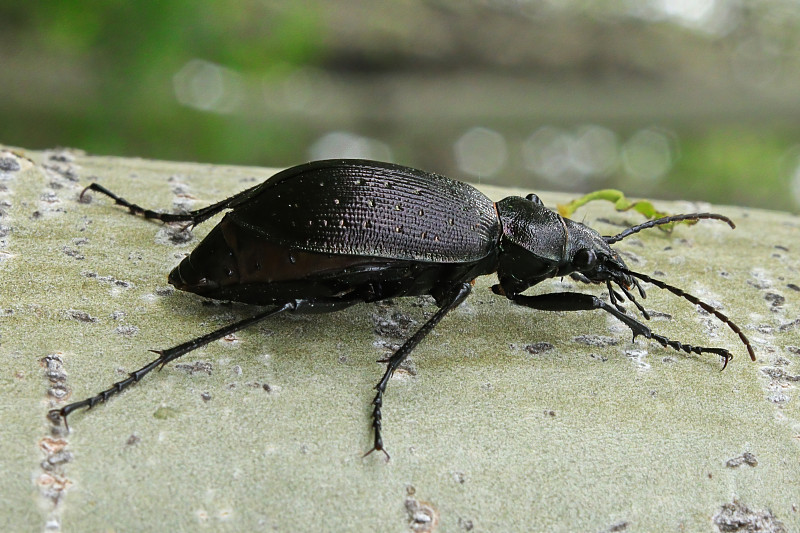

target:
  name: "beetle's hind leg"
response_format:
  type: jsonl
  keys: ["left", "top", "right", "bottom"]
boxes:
{"left": 81, "top": 180, "right": 263, "bottom": 227}
{"left": 364, "top": 282, "right": 472, "bottom": 461}
{"left": 49, "top": 301, "right": 297, "bottom": 429}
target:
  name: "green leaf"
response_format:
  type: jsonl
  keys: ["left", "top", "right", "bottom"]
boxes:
{"left": 556, "top": 189, "right": 696, "bottom": 232}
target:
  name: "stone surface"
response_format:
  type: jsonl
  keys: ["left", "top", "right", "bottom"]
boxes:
{"left": 1, "top": 145, "right": 798, "bottom": 532}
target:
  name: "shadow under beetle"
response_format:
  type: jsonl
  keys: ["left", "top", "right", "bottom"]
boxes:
{"left": 51, "top": 159, "right": 756, "bottom": 459}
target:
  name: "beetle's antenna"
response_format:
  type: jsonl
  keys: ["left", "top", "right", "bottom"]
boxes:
{"left": 622, "top": 268, "right": 755, "bottom": 362}
{"left": 604, "top": 213, "right": 735, "bottom": 244}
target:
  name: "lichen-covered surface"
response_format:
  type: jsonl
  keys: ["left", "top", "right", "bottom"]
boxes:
{"left": 1, "top": 145, "right": 798, "bottom": 532}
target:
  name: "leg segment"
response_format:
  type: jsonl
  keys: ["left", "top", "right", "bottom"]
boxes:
{"left": 502, "top": 290, "right": 732, "bottom": 368}
{"left": 81, "top": 181, "right": 263, "bottom": 227}
{"left": 50, "top": 301, "right": 297, "bottom": 428}
{"left": 365, "top": 282, "right": 472, "bottom": 460}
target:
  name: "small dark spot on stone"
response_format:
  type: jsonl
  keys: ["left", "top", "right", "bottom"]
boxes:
{"left": 262, "top": 383, "right": 272, "bottom": 393}
{"left": 66, "top": 309, "right": 97, "bottom": 323}
{"left": 761, "top": 367, "right": 800, "bottom": 382}
{"left": 201, "top": 392, "right": 212, "bottom": 402}
{"left": 787, "top": 283, "right": 800, "bottom": 292}
{"left": 126, "top": 434, "right": 140, "bottom": 446}
{"left": 48, "top": 152, "right": 74, "bottom": 163}
{"left": 458, "top": 517, "right": 474, "bottom": 531}
{"left": 524, "top": 342, "right": 554, "bottom": 355}
{"left": 61, "top": 247, "right": 84, "bottom": 260}
{"left": 764, "top": 293, "right": 785, "bottom": 308}
{"left": 778, "top": 319, "right": 800, "bottom": 332}
{"left": 726, "top": 452, "right": 758, "bottom": 468}
{"left": 713, "top": 499, "right": 786, "bottom": 532}
{"left": 543, "top": 409, "right": 556, "bottom": 417}
{"left": 0, "top": 157, "right": 21, "bottom": 172}
{"left": 774, "top": 245, "right": 789, "bottom": 252}
{"left": 175, "top": 361, "right": 212, "bottom": 375}
{"left": 154, "top": 286, "right": 174, "bottom": 297}
{"left": 31, "top": 210, "right": 41, "bottom": 219}
{"left": 40, "top": 191, "right": 59, "bottom": 203}
{"left": 115, "top": 325, "right": 139, "bottom": 336}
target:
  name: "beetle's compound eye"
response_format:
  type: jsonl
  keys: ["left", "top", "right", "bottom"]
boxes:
{"left": 525, "top": 193, "right": 544, "bottom": 206}
{"left": 573, "top": 248, "right": 597, "bottom": 271}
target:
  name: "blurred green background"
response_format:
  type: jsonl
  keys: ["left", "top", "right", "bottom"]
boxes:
{"left": 2, "top": 0, "right": 800, "bottom": 211}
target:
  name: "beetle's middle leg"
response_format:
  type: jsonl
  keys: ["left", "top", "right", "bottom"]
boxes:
{"left": 365, "top": 282, "right": 472, "bottom": 460}
{"left": 500, "top": 290, "right": 732, "bottom": 368}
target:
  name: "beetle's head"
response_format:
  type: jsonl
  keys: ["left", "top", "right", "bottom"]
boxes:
{"left": 495, "top": 196, "right": 754, "bottom": 364}
{"left": 564, "top": 211, "right": 744, "bottom": 321}
{"left": 560, "top": 217, "right": 633, "bottom": 285}
{"left": 495, "top": 195, "right": 638, "bottom": 294}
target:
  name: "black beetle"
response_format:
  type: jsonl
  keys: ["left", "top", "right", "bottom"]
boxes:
{"left": 51, "top": 159, "right": 755, "bottom": 458}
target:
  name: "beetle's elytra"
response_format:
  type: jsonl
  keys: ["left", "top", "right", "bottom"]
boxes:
{"left": 51, "top": 159, "right": 755, "bottom": 458}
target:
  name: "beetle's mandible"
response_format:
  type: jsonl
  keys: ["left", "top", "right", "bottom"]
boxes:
{"left": 50, "top": 159, "right": 755, "bottom": 459}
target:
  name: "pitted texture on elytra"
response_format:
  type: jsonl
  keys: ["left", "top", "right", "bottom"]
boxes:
{"left": 227, "top": 160, "right": 501, "bottom": 262}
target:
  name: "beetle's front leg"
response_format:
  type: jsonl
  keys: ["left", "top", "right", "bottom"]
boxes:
{"left": 365, "top": 282, "right": 472, "bottom": 461}
{"left": 493, "top": 287, "right": 732, "bottom": 369}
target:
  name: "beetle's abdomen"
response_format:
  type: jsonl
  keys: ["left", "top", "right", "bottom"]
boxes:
{"left": 168, "top": 214, "right": 398, "bottom": 300}
{"left": 168, "top": 222, "right": 237, "bottom": 294}
{"left": 229, "top": 160, "right": 501, "bottom": 263}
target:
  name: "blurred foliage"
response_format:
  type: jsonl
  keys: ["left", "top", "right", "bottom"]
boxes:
{"left": 2, "top": 1, "right": 321, "bottom": 69}
{"left": 0, "top": 1, "right": 323, "bottom": 163}
{"left": 1, "top": 1, "right": 800, "bottom": 211}
{"left": 671, "top": 128, "right": 792, "bottom": 208}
